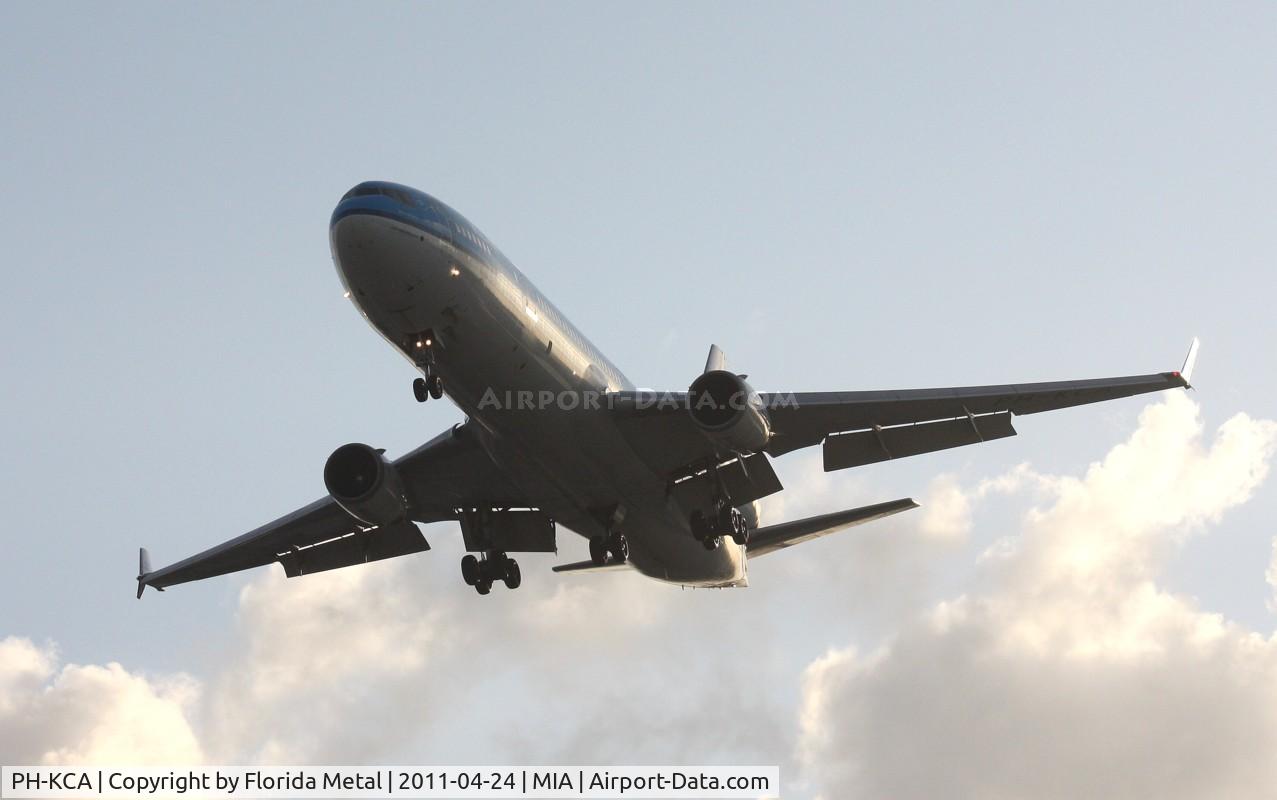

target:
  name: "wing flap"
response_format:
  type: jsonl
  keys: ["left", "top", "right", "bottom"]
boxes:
{"left": 670, "top": 453, "right": 784, "bottom": 513}
{"left": 278, "top": 520, "right": 429, "bottom": 578}
{"left": 823, "top": 411, "right": 1016, "bottom": 471}
{"left": 746, "top": 498, "right": 919, "bottom": 558}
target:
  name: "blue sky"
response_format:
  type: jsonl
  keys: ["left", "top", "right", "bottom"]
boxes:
{"left": 3, "top": 4, "right": 1277, "bottom": 796}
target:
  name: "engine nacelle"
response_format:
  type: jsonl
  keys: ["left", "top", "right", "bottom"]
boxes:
{"left": 323, "top": 443, "right": 408, "bottom": 527}
{"left": 687, "top": 370, "right": 771, "bottom": 455}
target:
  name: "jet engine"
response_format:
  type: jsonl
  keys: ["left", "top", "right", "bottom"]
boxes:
{"left": 323, "top": 443, "right": 408, "bottom": 526}
{"left": 687, "top": 370, "right": 771, "bottom": 455}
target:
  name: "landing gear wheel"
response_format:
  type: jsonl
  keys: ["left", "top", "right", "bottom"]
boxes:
{"left": 461, "top": 554, "right": 479, "bottom": 586}
{"left": 608, "top": 531, "right": 629, "bottom": 563}
{"left": 716, "top": 504, "right": 735, "bottom": 534}
{"left": 589, "top": 537, "right": 608, "bottom": 567}
{"left": 413, "top": 377, "right": 429, "bottom": 403}
{"left": 427, "top": 374, "right": 444, "bottom": 399}
{"left": 503, "top": 559, "right": 522, "bottom": 590}
{"left": 702, "top": 536, "right": 721, "bottom": 551}
{"left": 475, "top": 579, "right": 492, "bottom": 595}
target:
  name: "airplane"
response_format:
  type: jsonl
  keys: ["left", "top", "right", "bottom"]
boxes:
{"left": 136, "top": 181, "right": 1200, "bottom": 598}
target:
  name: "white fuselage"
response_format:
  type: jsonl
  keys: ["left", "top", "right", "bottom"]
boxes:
{"left": 329, "top": 193, "right": 746, "bottom": 587}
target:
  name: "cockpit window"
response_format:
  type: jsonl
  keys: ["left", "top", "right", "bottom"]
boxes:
{"left": 385, "top": 188, "right": 418, "bottom": 206}
{"left": 340, "top": 186, "right": 420, "bottom": 207}
{"left": 341, "top": 186, "right": 381, "bottom": 201}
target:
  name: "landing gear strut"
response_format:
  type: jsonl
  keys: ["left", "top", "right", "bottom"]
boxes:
{"left": 461, "top": 551, "right": 520, "bottom": 594}
{"left": 609, "top": 530, "right": 629, "bottom": 563}
{"left": 726, "top": 506, "right": 748, "bottom": 545}
{"left": 589, "top": 531, "right": 629, "bottom": 566}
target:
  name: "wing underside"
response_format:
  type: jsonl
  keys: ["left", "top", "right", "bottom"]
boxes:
{"left": 763, "top": 369, "right": 1190, "bottom": 458}
{"left": 138, "top": 423, "right": 530, "bottom": 595}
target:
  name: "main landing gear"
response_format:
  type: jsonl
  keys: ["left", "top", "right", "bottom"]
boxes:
{"left": 589, "top": 530, "right": 629, "bottom": 566}
{"left": 689, "top": 505, "right": 748, "bottom": 550}
{"left": 461, "top": 551, "right": 521, "bottom": 595}
{"left": 412, "top": 372, "right": 443, "bottom": 403}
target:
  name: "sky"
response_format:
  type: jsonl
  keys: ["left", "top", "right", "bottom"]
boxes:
{"left": 2, "top": 3, "right": 1277, "bottom": 797}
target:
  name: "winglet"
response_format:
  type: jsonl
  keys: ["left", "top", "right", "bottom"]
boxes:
{"left": 1179, "top": 337, "right": 1200, "bottom": 388}
{"left": 704, "top": 344, "right": 726, "bottom": 374}
{"left": 136, "top": 547, "right": 152, "bottom": 599}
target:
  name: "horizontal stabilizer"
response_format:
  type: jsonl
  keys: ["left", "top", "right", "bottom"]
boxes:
{"left": 747, "top": 497, "right": 919, "bottom": 558}
{"left": 552, "top": 559, "right": 631, "bottom": 575}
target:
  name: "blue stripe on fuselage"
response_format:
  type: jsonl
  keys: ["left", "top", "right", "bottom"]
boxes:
{"left": 330, "top": 181, "right": 500, "bottom": 267}
{"left": 330, "top": 196, "right": 452, "bottom": 247}
{"left": 331, "top": 182, "right": 633, "bottom": 392}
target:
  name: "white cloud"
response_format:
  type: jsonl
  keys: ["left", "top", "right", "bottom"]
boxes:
{"left": 797, "top": 393, "right": 1277, "bottom": 800}
{"left": 0, "top": 637, "right": 55, "bottom": 717}
{"left": 203, "top": 561, "right": 463, "bottom": 763}
{"left": 2, "top": 564, "right": 471, "bottom": 765}
{"left": 0, "top": 547, "right": 745, "bottom": 766}
{"left": 917, "top": 474, "right": 973, "bottom": 541}
{"left": 1269, "top": 538, "right": 1277, "bottom": 615}
{"left": 0, "top": 637, "right": 203, "bottom": 765}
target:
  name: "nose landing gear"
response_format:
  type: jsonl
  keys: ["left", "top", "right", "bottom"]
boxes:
{"left": 461, "top": 551, "right": 521, "bottom": 595}
{"left": 409, "top": 329, "right": 443, "bottom": 402}
{"left": 412, "top": 372, "right": 444, "bottom": 402}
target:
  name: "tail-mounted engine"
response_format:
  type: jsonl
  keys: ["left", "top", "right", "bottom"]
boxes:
{"left": 687, "top": 369, "right": 771, "bottom": 455}
{"left": 323, "top": 443, "right": 408, "bottom": 526}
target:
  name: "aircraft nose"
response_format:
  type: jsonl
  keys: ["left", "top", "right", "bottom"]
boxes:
{"left": 330, "top": 182, "right": 452, "bottom": 245}
{"left": 332, "top": 182, "right": 390, "bottom": 229}
{"left": 331, "top": 212, "right": 429, "bottom": 314}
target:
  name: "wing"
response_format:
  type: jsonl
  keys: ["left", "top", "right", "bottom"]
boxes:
{"left": 137, "top": 423, "right": 529, "bottom": 595}
{"left": 763, "top": 368, "right": 1189, "bottom": 462}
{"left": 613, "top": 342, "right": 1196, "bottom": 476}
